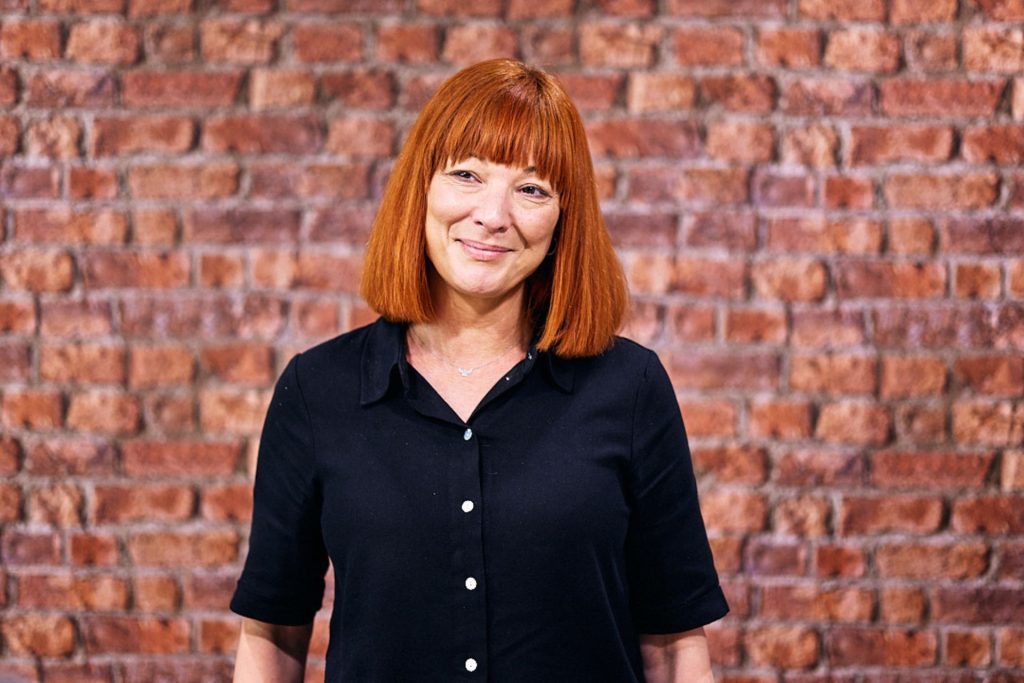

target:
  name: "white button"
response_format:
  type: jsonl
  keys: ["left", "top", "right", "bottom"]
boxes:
{"left": 465, "top": 658, "right": 478, "bottom": 672}
{"left": 463, "top": 428, "right": 472, "bottom": 440}
{"left": 465, "top": 576, "right": 477, "bottom": 590}
{"left": 461, "top": 500, "right": 474, "bottom": 513}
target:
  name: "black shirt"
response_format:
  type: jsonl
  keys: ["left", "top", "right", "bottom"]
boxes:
{"left": 230, "top": 318, "right": 728, "bottom": 682}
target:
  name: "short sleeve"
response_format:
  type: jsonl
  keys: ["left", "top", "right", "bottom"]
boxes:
{"left": 230, "top": 354, "right": 329, "bottom": 625}
{"left": 625, "top": 351, "right": 729, "bottom": 634}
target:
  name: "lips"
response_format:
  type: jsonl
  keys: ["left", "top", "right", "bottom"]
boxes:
{"left": 457, "top": 238, "right": 513, "bottom": 261}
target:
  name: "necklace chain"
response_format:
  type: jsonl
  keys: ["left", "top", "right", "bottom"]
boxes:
{"left": 409, "top": 332, "right": 522, "bottom": 378}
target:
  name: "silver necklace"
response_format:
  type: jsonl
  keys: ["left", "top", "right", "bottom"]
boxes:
{"left": 410, "top": 332, "right": 521, "bottom": 378}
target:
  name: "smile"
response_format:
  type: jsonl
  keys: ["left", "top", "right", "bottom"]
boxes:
{"left": 458, "top": 239, "right": 513, "bottom": 261}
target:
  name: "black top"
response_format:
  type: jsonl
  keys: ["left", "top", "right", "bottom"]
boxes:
{"left": 230, "top": 318, "right": 728, "bottom": 682}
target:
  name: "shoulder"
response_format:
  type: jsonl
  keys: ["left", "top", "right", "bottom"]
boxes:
{"left": 564, "top": 335, "right": 662, "bottom": 395}
{"left": 287, "top": 318, "right": 391, "bottom": 405}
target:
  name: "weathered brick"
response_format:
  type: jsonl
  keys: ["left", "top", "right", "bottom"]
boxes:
{"left": 692, "top": 446, "right": 767, "bottom": 484}
{"left": 849, "top": 124, "right": 954, "bottom": 165}
{"left": 952, "top": 496, "right": 1024, "bottom": 534}
{"left": 705, "top": 120, "right": 774, "bottom": 162}
{"left": 768, "top": 217, "right": 882, "bottom": 254}
{"left": 415, "top": 0, "right": 499, "bottom": 15}
{"left": 963, "top": 124, "right": 1024, "bottom": 164}
{"left": 134, "top": 574, "right": 179, "bottom": 611}
{"left": 83, "top": 616, "right": 189, "bottom": 654}
{"left": 0, "top": 164, "right": 60, "bottom": 198}
{"left": 953, "top": 400, "right": 1023, "bottom": 446}
{"left": 588, "top": 119, "right": 700, "bottom": 159}
{"left": 2, "top": 389, "right": 63, "bottom": 430}
{"left": 934, "top": 586, "right": 1024, "bottom": 624}
{"left": 825, "top": 29, "right": 900, "bottom": 73}
{"left": 579, "top": 22, "right": 662, "bottom": 68}
{"left": 202, "top": 114, "right": 321, "bottom": 154}
{"left": 798, "top": 0, "right": 885, "bottom": 20}
{"left": 1, "top": 615, "right": 75, "bottom": 657}
{"left": 66, "top": 390, "right": 140, "bottom": 435}
{"left": 69, "top": 166, "right": 119, "bottom": 199}
{"left": 320, "top": 68, "right": 396, "bottom": 109}
{"left": 827, "top": 628, "right": 937, "bottom": 666}
{"left": 3, "top": 530, "right": 62, "bottom": 565}
{"left": 133, "top": 209, "right": 178, "bottom": 245}
{"left": 774, "top": 495, "right": 830, "bottom": 537}
{"left": 880, "top": 356, "right": 947, "bottom": 398}
{"left": 815, "top": 544, "right": 867, "bottom": 578}
{"left": 817, "top": 403, "right": 891, "bottom": 446}
{"left": 881, "top": 79, "right": 1005, "bottom": 117}
{"left": 199, "top": 18, "right": 282, "bottom": 64}
{"left": 70, "top": 532, "right": 119, "bottom": 566}
{"left": 1002, "top": 450, "right": 1024, "bottom": 491}
{"left": 121, "top": 439, "right": 241, "bottom": 476}
{"left": 701, "top": 74, "right": 776, "bottom": 112}
{"left": 25, "top": 115, "right": 81, "bottom": 159}
{"left": 964, "top": 27, "right": 1024, "bottom": 73}
{"left": 884, "top": 172, "right": 999, "bottom": 209}
{"left": 745, "top": 539, "right": 807, "bottom": 575}
{"left": 757, "top": 27, "right": 820, "bottom": 67}
{"left": 625, "top": 73, "right": 694, "bottom": 112}
{"left": 878, "top": 541, "right": 989, "bottom": 579}
{"left": 521, "top": 25, "right": 573, "bottom": 65}
{"left": 782, "top": 77, "right": 873, "bottom": 115}
{"left": 955, "top": 262, "right": 1001, "bottom": 300}
{"left": 27, "top": 482, "right": 83, "bottom": 526}
{"left": 26, "top": 439, "right": 116, "bottom": 475}
{"left": 66, "top": 20, "right": 140, "bottom": 64}
{"left": 81, "top": 251, "right": 190, "bottom": 288}
{"left": 128, "top": 530, "right": 238, "bottom": 566}
{"left": 39, "top": 298, "right": 112, "bottom": 338}
{"left": 18, "top": 573, "right": 128, "bottom": 610}
{"left": 671, "top": 26, "right": 744, "bottom": 66}
{"left": 92, "top": 484, "right": 194, "bottom": 523}
{"left": 184, "top": 208, "right": 301, "bottom": 244}
{"left": 791, "top": 353, "right": 876, "bottom": 395}
{"left": 781, "top": 124, "right": 838, "bottom": 167}
{"left": 749, "top": 400, "right": 812, "bottom": 439}
{"left": 792, "top": 308, "right": 865, "bottom": 348}
{"left": 945, "top": 630, "right": 992, "bottom": 667}
{"left": 828, "top": 174, "right": 874, "bottom": 208}
{"left": 751, "top": 258, "right": 827, "bottom": 302}
{"left": 752, "top": 170, "right": 814, "bottom": 207}
{"left": 746, "top": 625, "right": 819, "bottom": 668}
{"left": 701, "top": 489, "right": 768, "bottom": 532}
{"left": 839, "top": 495, "right": 942, "bottom": 534}
{"left": 0, "top": 20, "right": 62, "bottom": 60}
{"left": 880, "top": 586, "right": 927, "bottom": 623}
{"left": 91, "top": 115, "right": 193, "bottom": 156}
{"left": 326, "top": 117, "right": 395, "bottom": 157}
{"left": 893, "top": 0, "right": 958, "bottom": 23}
{"left": 762, "top": 585, "right": 872, "bottom": 622}
{"left": 376, "top": 23, "right": 438, "bottom": 63}
{"left": 442, "top": 24, "right": 517, "bottom": 65}
{"left": 123, "top": 70, "right": 243, "bottom": 108}
{"left": 249, "top": 68, "right": 315, "bottom": 109}
{"left": 128, "top": 163, "right": 239, "bottom": 199}
{"left": 143, "top": 23, "right": 195, "bottom": 63}
{"left": 291, "top": 22, "right": 361, "bottom": 63}
{"left": 668, "top": 0, "right": 786, "bottom": 16}
{"left": 998, "top": 627, "right": 1024, "bottom": 666}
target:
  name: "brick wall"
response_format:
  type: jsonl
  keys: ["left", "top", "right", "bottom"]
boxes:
{"left": 1, "top": 0, "right": 1022, "bottom": 680}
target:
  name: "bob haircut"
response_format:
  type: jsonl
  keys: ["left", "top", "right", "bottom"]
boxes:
{"left": 360, "top": 58, "right": 628, "bottom": 358}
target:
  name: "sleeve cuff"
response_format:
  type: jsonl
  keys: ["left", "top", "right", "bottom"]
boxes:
{"left": 229, "top": 581, "right": 321, "bottom": 626}
{"left": 634, "top": 584, "right": 730, "bottom": 634}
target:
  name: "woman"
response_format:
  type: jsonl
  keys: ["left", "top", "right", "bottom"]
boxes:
{"left": 231, "top": 59, "right": 728, "bottom": 682}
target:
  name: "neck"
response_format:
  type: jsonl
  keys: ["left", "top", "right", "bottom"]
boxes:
{"left": 412, "top": 282, "right": 529, "bottom": 359}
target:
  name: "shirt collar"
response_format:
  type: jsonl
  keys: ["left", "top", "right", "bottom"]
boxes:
{"left": 359, "top": 317, "right": 574, "bottom": 406}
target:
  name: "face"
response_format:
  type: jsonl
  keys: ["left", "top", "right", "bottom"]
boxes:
{"left": 423, "top": 157, "right": 560, "bottom": 308}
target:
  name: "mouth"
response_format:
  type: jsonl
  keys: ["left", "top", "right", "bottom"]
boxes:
{"left": 457, "top": 238, "right": 513, "bottom": 261}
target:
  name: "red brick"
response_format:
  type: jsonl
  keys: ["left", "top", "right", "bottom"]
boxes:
{"left": 202, "top": 114, "right": 320, "bottom": 154}
{"left": 0, "top": 343, "right": 31, "bottom": 382}
{"left": 815, "top": 544, "right": 866, "bottom": 578}
{"left": 827, "top": 629, "right": 937, "bottom": 666}
{"left": 1, "top": 615, "right": 75, "bottom": 657}
{"left": 885, "top": 172, "right": 999, "bottom": 209}
{"left": 0, "top": 66, "right": 16, "bottom": 106}
{"left": 881, "top": 79, "right": 1005, "bottom": 117}
{"left": 767, "top": 217, "right": 882, "bottom": 254}
{"left": 745, "top": 539, "right": 807, "bottom": 575}
{"left": 1015, "top": 77, "right": 1024, "bottom": 120}
{"left": 18, "top": 573, "right": 128, "bottom": 610}
{"left": 128, "top": 530, "right": 238, "bottom": 566}
{"left": 308, "top": 204, "right": 374, "bottom": 242}
{"left": 442, "top": 24, "right": 517, "bottom": 65}
{"left": 91, "top": 115, "right": 193, "bottom": 156}
{"left": 521, "top": 25, "right": 573, "bottom": 65}
{"left": 774, "top": 495, "right": 830, "bottom": 537}
{"left": 83, "top": 616, "right": 189, "bottom": 654}
{"left": 0, "top": 20, "right": 61, "bottom": 60}
{"left": 849, "top": 124, "right": 953, "bottom": 165}
{"left": 691, "top": 446, "right": 767, "bottom": 484}
{"left": 905, "top": 30, "right": 958, "bottom": 71}
{"left": 701, "top": 74, "right": 776, "bottom": 112}
{"left": 790, "top": 353, "right": 876, "bottom": 395}
{"left": 893, "top": 0, "right": 958, "bottom": 22}
{"left": 287, "top": 0, "right": 402, "bottom": 11}
{"left": 320, "top": 68, "right": 395, "bottom": 109}
{"left": 292, "top": 22, "right": 361, "bottom": 62}
{"left": 751, "top": 258, "right": 827, "bottom": 302}
{"left": 678, "top": 400, "right": 737, "bottom": 438}
{"left": 0, "top": 116, "right": 17, "bottom": 155}
{"left": 605, "top": 212, "right": 675, "bottom": 249}
{"left": 579, "top": 22, "right": 661, "bottom": 68}
{"left": 817, "top": 403, "right": 891, "bottom": 445}
{"left": 121, "top": 439, "right": 241, "bottom": 476}
{"left": 123, "top": 70, "right": 243, "bottom": 108}
{"left": 781, "top": 124, "right": 837, "bottom": 167}
{"left": 3, "top": 530, "right": 62, "bottom": 564}
{"left": 725, "top": 308, "right": 786, "bottom": 344}
{"left": 624, "top": 73, "right": 694, "bottom": 113}
{"left": 25, "top": 115, "right": 81, "bottom": 160}
{"left": 250, "top": 162, "right": 369, "bottom": 200}
{"left": 752, "top": 171, "right": 814, "bottom": 207}
{"left": 701, "top": 490, "right": 767, "bottom": 532}
{"left": 880, "top": 586, "right": 927, "bottom": 623}
{"left": 26, "top": 70, "right": 115, "bottom": 108}
{"left": 66, "top": 20, "right": 139, "bottom": 64}
{"left": 945, "top": 220, "right": 1022, "bottom": 258}
{"left": 963, "top": 124, "right": 1024, "bottom": 163}
{"left": 998, "top": 628, "right": 1024, "bottom": 666}
{"left": 201, "top": 483, "right": 252, "bottom": 522}
{"left": 877, "top": 541, "right": 989, "bottom": 578}
{"left": 749, "top": 400, "right": 812, "bottom": 439}
{"left": 129, "top": 163, "right": 238, "bottom": 200}
{"left": 769, "top": 585, "right": 872, "bottom": 623}
{"left": 143, "top": 23, "right": 195, "bottom": 63}
{"left": 880, "top": 355, "right": 947, "bottom": 398}
{"left": 92, "top": 484, "right": 194, "bottom": 523}
{"left": 2, "top": 389, "right": 63, "bottom": 430}
{"left": 873, "top": 304, "right": 993, "bottom": 349}
{"left": 0, "top": 296, "right": 34, "bottom": 333}
{"left": 782, "top": 77, "right": 873, "bottom": 115}
{"left": 182, "top": 572, "right": 237, "bottom": 609}
{"left": 27, "top": 483, "right": 83, "bottom": 526}
{"left": 184, "top": 208, "right": 301, "bottom": 244}
{"left": 248, "top": 68, "right": 315, "bottom": 109}
{"left": 889, "top": 218, "right": 935, "bottom": 255}
{"left": 945, "top": 630, "right": 992, "bottom": 667}
{"left": 964, "top": 27, "right": 1024, "bottom": 73}
{"left": 66, "top": 390, "right": 140, "bottom": 435}
{"left": 199, "top": 254, "right": 243, "bottom": 289}
{"left": 121, "top": 661, "right": 233, "bottom": 683}
{"left": 954, "top": 262, "right": 1001, "bottom": 299}
{"left": 0, "top": 437, "right": 19, "bottom": 474}
{"left": 128, "top": 344, "right": 194, "bottom": 388}
{"left": 667, "top": 0, "right": 785, "bottom": 16}
{"left": 974, "top": 0, "right": 1024, "bottom": 20}
{"left": 133, "top": 209, "right": 177, "bottom": 245}
{"left": 708, "top": 538, "right": 743, "bottom": 576}
{"left": 199, "top": 617, "right": 239, "bottom": 654}
{"left": 705, "top": 121, "right": 774, "bottom": 162}
{"left": 665, "top": 304, "right": 716, "bottom": 342}
{"left": 683, "top": 213, "right": 757, "bottom": 251}
{"left": 775, "top": 449, "right": 865, "bottom": 488}
{"left": 199, "top": 18, "right": 282, "bottom": 64}
{"left": 415, "top": 0, "right": 498, "bottom": 14}
{"left": 1, "top": 249, "right": 74, "bottom": 293}
{"left": 588, "top": 119, "right": 699, "bottom": 159}
{"left": 0, "top": 165, "right": 60, "bottom": 199}
{"left": 825, "top": 29, "right": 900, "bottom": 73}
{"left": 792, "top": 308, "right": 865, "bottom": 348}
{"left": 144, "top": 393, "right": 196, "bottom": 433}
{"left": 201, "top": 343, "right": 273, "bottom": 384}
{"left": 952, "top": 496, "right": 1024, "bottom": 534}
{"left": 376, "top": 23, "right": 438, "bottom": 63}
{"left": 0, "top": 483, "right": 21, "bottom": 522}
{"left": 134, "top": 574, "right": 179, "bottom": 611}
{"left": 934, "top": 586, "right": 1024, "bottom": 624}
{"left": 756, "top": 27, "right": 820, "bottom": 67}
{"left": 69, "top": 166, "right": 119, "bottom": 199}
{"left": 82, "top": 250, "right": 190, "bottom": 289}
{"left": 839, "top": 495, "right": 942, "bottom": 535}
{"left": 953, "top": 400, "right": 1023, "bottom": 446}
{"left": 798, "top": 0, "right": 885, "bottom": 19}
{"left": 671, "top": 26, "right": 744, "bottom": 66}
{"left": 70, "top": 532, "right": 119, "bottom": 566}
{"left": 746, "top": 625, "right": 819, "bottom": 668}
{"left": 26, "top": 438, "right": 115, "bottom": 475}
{"left": 128, "top": 0, "right": 191, "bottom": 15}
{"left": 326, "top": 117, "right": 395, "bottom": 157}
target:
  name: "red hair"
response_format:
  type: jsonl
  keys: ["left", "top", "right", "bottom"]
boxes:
{"left": 360, "top": 59, "right": 628, "bottom": 357}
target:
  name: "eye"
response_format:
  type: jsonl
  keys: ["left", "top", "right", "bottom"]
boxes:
{"left": 448, "top": 169, "right": 477, "bottom": 181}
{"left": 520, "top": 184, "right": 552, "bottom": 198}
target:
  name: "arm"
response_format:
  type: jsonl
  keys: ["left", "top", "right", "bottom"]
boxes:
{"left": 640, "top": 627, "right": 715, "bottom": 683}
{"left": 233, "top": 617, "right": 313, "bottom": 683}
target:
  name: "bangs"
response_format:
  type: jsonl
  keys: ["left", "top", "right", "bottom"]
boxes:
{"left": 425, "top": 82, "right": 574, "bottom": 198}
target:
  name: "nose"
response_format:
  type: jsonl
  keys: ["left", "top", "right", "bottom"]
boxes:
{"left": 472, "top": 181, "right": 513, "bottom": 233}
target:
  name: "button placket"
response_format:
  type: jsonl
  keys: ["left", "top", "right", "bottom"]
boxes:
{"left": 452, "top": 422, "right": 487, "bottom": 677}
